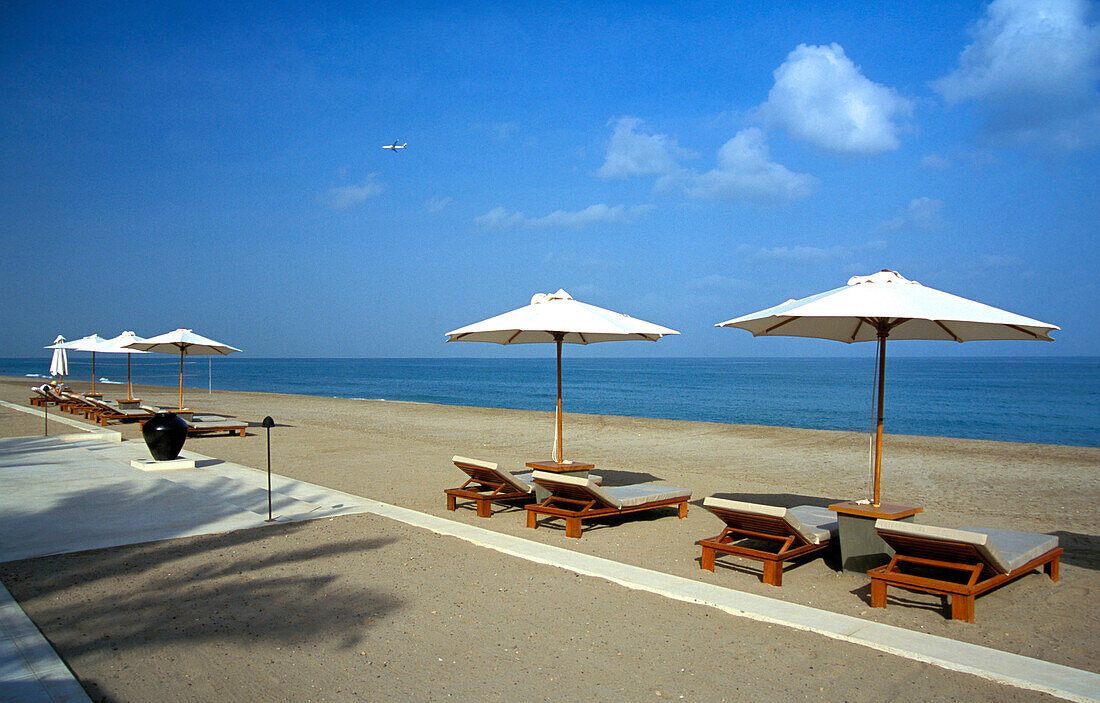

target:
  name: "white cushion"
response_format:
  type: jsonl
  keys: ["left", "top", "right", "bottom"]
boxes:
{"left": 454, "top": 456, "right": 532, "bottom": 493}
{"left": 874, "top": 520, "right": 1058, "bottom": 573}
{"left": 531, "top": 471, "right": 689, "bottom": 509}
{"left": 703, "top": 497, "right": 836, "bottom": 545}
{"left": 960, "top": 527, "right": 1059, "bottom": 573}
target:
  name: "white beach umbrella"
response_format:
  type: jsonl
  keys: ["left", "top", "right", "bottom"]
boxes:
{"left": 124, "top": 328, "right": 241, "bottom": 411}
{"left": 91, "top": 331, "right": 149, "bottom": 401}
{"left": 50, "top": 334, "right": 108, "bottom": 394}
{"left": 47, "top": 335, "right": 69, "bottom": 379}
{"left": 446, "top": 289, "right": 680, "bottom": 463}
{"left": 716, "top": 270, "right": 1059, "bottom": 506}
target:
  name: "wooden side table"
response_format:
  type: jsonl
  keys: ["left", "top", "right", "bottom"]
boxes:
{"left": 525, "top": 460, "right": 595, "bottom": 502}
{"left": 829, "top": 501, "right": 923, "bottom": 574}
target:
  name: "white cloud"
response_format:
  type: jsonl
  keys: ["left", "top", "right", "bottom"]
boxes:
{"left": 920, "top": 154, "right": 952, "bottom": 170}
{"left": 474, "top": 206, "right": 527, "bottom": 228}
{"left": 598, "top": 117, "right": 693, "bottom": 178}
{"left": 879, "top": 197, "right": 945, "bottom": 231}
{"left": 738, "top": 240, "right": 886, "bottom": 263}
{"left": 933, "top": 0, "right": 1100, "bottom": 149}
{"left": 741, "top": 244, "right": 849, "bottom": 262}
{"left": 328, "top": 174, "right": 384, "bottom": 209}
{"left": 760, "top": 43, "right": 912, "bottom": 154}
{"left": 475, "top": 203, "right": 654, "bottom": 229}
{"left": 666, "top": 128, "right": 816, "bottom": 201}
{"left": 425, "top": 196, "right": 453, "bottom": 212}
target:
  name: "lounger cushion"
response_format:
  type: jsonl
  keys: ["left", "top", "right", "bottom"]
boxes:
{"left": 960, "top": 527, "right": 1060, "bottom": 573}
{"left": 602, "top": 483, "right": 691, "bottom": 507}
{"left": 453, "top": 456, "right": 533, "bottom": 493}
{"left": 702, "top": 497, "right": 837, "bottom": 545}
{"left": 786, "top": 506, "right": 839, "bottom": 545}
{"left": 530, "top": 470, "right": 689, "bottom": 509}
{"left": 186, "top": 421, "right": 243, "bottom": 430}
{"left": 874, "top": 520, "right": 1058, "bottom": 574}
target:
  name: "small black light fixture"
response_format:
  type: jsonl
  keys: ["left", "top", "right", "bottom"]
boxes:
{"left": 261, "top": 415, "right": 275, "bottom": 521}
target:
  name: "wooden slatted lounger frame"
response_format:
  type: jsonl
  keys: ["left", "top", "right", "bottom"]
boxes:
{"left": 868, "top": 529, "right": 1062, "bottom": 623}
{"left": 696, "top": 502, "right": 833, "bottom": 587}
{"left": 526, "top": 473, "right": 689, "bottom": 539}
{"left": 60, "top": 392, "right": 99, "bottom": 416}
{"left": 185, "top": 421, "right": 247, "bottom": 437}
{"left": 444, "top": 457, "right": 531, "bottom": 518}
{"left": 137, "top": 416, "right": 248, "bottom": 437}
{"left": 29, "top": 388, "right": 56, "bottom": 407}
{"left": 83, "top": 397, "right": 152, "bottom": 426}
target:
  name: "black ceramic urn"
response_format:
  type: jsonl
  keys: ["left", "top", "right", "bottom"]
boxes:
{"left": 142, "top": 412, "right": 188, "bottom": 461}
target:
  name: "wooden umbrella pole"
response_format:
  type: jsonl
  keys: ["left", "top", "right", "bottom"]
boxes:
{"left": 872, "top": 330, "right": 887, "bottom": 506}
{"left": 555, "top": 335, "right": 563, "bottom": 463}
{"left": 178, "top": 351, "right": 184, "bottom": 411}
{"left": 126, "top": 353, "right": 132, "bottom": 400}
{"left": 91, "top": 352, "right": 96, "bottom": 395}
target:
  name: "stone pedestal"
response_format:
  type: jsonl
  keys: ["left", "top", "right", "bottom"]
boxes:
{"left": 829, "top": 501, "right": 922, "bottom": 574}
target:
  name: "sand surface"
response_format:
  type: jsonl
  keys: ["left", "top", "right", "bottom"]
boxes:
{"left": 1, "top": 376, "right": 1097, "bottom": 701}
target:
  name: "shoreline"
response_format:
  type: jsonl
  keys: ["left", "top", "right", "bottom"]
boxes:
{"left": 8, "top": 374, "right": 1095, "bottom": 450}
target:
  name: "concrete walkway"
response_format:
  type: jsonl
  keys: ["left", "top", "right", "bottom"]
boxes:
{"left": 0, "top": 424, "right": 379, "bottom": 703}
{"left": 0, "top": 412, "right": 1097, "bottom": 702}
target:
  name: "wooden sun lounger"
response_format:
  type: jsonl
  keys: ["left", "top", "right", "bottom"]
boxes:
{"left": 696, "top": 497, "right": 838, "bottom": 587}
{"left": 60, "top": 392, "right": 100, "bottom": 415}
{"left": 184, "top": 419, "right": 247, "bottom": 437}
{"left": 445, "top": 456, "right": 605, "bottom": 518}
{"left": 137, "top": 415, "right": 248, "bottom": 437}
{"left": 868, "top": 520, "right": 1062, "bottom": 622}
{"left": 83, "top": 396, "right": 153, "bottom": 425}
{"left": 445, "top": 456, "right": 536, "bottom": 517}
{"left": 29, "top": 387, "right": 59, "bottom": 407}
{"left": 525, "top": 471, "right": 690, "bottom": 538}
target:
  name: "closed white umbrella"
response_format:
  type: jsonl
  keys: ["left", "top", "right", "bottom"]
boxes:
{"left": 50, "top": 334, "right": 108, "bottom": 394}
{"left": 91, "top": 331, "right": 149, "bottom": 401}
{"left": 47, "top": 335, "right": 68, "bottom": 379}
{"left": 124, "top": 328, "right": 241, "bottom": 411}
{"left": 717, "top": 270, "right": 1059, "bottom": 505}
{"left": 446, "top": 289, "right": 679, "bottom": 462}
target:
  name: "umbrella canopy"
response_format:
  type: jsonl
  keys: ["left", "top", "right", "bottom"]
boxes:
{"left": 717, "top": 270, "right": 1059, "bottom": 505}
{"left": 49, "top": 334, "right": 108, "bottom": 394}
{"left": 446, "top": 289, "right": 679, "bottom": 462}
{"left": 91, "top": 331, "right": 149, "bottom": 400}
{"left": 48, "top": 335, "right": 69, "bottom": 379}
{"left": 124, "top": 328, "right": 241, "bottom": 410}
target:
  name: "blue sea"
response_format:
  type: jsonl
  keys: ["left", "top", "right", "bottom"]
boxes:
{"left": 3, "top": 356, "right": 1097, "bottom": 448}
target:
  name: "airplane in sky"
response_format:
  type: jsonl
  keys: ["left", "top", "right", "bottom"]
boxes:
{"left": 382, "top": 141, "right": 407, "bottom": 152}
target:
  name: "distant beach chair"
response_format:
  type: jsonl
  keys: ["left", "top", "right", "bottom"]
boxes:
{"left": 696, "top": 497, "right": 838, "bottom": 586}
{"left": 29, "top": 387, "right": 58, "bottom": 407}
{"left": 525, "top": 470, "right": 690, "bottom": 538}
{"left": 82, "top": 396, "right": 153, "bottom": 425}
{"left": 137, "top": 415, "right": 248, "bottom": 437}
{"left": 60, "top": 391, "right": 101, "bottom": 416}
{"left": 184, "top": 417, "right": 247, "bottom": 437}
{"left": 444, "top": 456, "right": 538, "bottom": 518}
{"left": 868, "top": 520, "right": 1062, "bottom": 623}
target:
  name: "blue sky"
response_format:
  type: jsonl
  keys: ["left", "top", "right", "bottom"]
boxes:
{"left": 2, "top": 0, "right": 1097, "bottom": 358}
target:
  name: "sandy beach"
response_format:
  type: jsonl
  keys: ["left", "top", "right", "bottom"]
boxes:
{"left": 1, "top": 375, "right": 1097, "bottom": 701}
